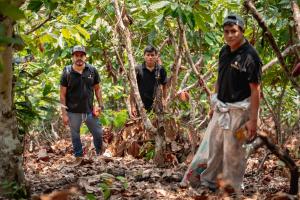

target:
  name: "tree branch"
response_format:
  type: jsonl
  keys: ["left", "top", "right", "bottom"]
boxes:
{"left": 244, "top": 0, "right": 300, "bottom": 93}
{"left": 262, "top": 43, "right": 300, "bottom": 72}
{"left": 179, "top": 56, "right": 204, "bottom": 90}
{"left": 258, "top": 133, "right": 299, "bottom": 195}
{"left": 25, "top": 13, "right": 52, "bottom": 35}
{"left": 167, "top": 29, "right": 183, "bottom": 101}
{"left": 158, "top": 37, "right": 171, "bottom": 54}
{"left": 179, "top": 20, "right": 211, "bottom": 98}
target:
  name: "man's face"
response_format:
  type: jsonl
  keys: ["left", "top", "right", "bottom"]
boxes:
{"left": 144, "top": 51, "right": 157, "bottom": 66}
{"left": 72, "top": 52, "right": 86, "bottom": 66}
{"left": 223, "top": 24, "right": 244, "bottom": 50}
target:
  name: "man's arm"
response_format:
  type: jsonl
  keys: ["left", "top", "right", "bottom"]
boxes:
{"left": 208, "top": 82, "right": 219, "bottom": 118}
{"left": 246, "top": 82, "right": 261, "bottom": 140}
{"left": 60, "top": 86, "right": 68, "bottom": 125}
{"left": 94, "top": 84, "right": 103, "bottom": 109}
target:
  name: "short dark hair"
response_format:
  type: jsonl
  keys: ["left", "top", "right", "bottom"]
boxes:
{"left": 223, "top": 22, "right": 244, "bottom": 32}
{"left": 144, "top": 45, "right": 157, "bottom": 55}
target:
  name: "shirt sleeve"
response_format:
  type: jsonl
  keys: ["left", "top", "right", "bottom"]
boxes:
{"left": 246, "top": 54, "right": 262, "bottom": 84}
{"left": 159, "top": 67, "right": 168, "bottom": 85}
{"left": 93, "top": 68, "right": 100, "bottom": 85}
{"left": 60, "top": 68, "right": 68, "bottom": 87}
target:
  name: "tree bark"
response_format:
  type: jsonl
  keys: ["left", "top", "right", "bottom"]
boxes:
{"left": 291, "top": 1, "right": 300, "bottom": 41}
{"left": 0, "top": 17, "right": 24, "bottom": 186}
{"left": 244, "top": 0, "right": 300, "bottom": 93}
{"left": 168, "top": 30, "right": 183, "bottom": 101}
{"left": 113, "top": 0, "right": 155, "bottom": 132}
{"left": 153, "top": 84, "right": 166, "bottom": 166}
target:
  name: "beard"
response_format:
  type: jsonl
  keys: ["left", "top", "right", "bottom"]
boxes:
{"left": 75, "top": 59, "right": 84, "bottom": 66}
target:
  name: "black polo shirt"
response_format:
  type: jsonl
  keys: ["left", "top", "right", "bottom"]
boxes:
{"left": 217, "top": 40, "right": 262, "bottom": 103}
{"left": 136, "top": 63, "right": 167, "bottom": 110}
{"left": 60, "top": 64, "right": 100, "bottom": 113}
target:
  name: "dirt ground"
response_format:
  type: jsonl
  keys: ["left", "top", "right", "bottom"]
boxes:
{"left": 23, "top": 133, "right": 300, "bottom": 200}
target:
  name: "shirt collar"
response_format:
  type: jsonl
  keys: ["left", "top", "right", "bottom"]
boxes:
{"left": 225, "top": 39, "right": 249, "bottom": 54}
{"left": 142, "top": 62, "right": 159, "bottom": 71}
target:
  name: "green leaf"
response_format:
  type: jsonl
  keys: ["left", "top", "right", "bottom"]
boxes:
{"left": 194, "top": 13, "right": 208, "bottom": 32}
{"left": 149, "top": 1, "right": 170, "bottom": 10}
{"left": 43, "top": 0, "right": 58, "bottom": 10}
{"left": 61, "top": 28, "right": 71, "bottom": 39}
{"left": 40, "top": 96, "right": 59, "bottom": 104}
{"left": 38, "top": 106, "right": 54, "bottom": 112}
{"left": 116, "top": 176, "right": 128, "bottom": 189}
{"left": 75, "top": 25, "right": 90, "bottom": 40}
{"left": 99, "top": 183, "right": 111, "bottom": 200}
{"left": 86, "top": 193, "right": 97, "bottom": 200}
{"left": 100, "top": 111, "right": 112, "bottom": 126}
{"left": 42, "top": 84, "right": 52, "bottom": 96}
{"left": 27, "top": 0, "right": 43, "bottom": 12}
{"left": 0, "top": 3, "right": 25, "bottom": 20}
{"left": 204, "top": 34, "right": 214, "bottom": 46}
{"left": 113, "top": 110, "right": 128, "bottom": 128}
{"left": 183, "top": 12, "right": 195, "bottom": 30}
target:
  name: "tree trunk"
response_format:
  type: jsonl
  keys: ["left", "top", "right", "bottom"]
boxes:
{"left": 0, "top": 17, "right": 24, "bottom": 186}
{"left": 291, "top": 1, "right": 300, "bottom": 41}
{"left": 113, "top": 0, "right": 156, "bottom": 132}
{"left": 153, "top": 85, "right": 166, "bottom": 166}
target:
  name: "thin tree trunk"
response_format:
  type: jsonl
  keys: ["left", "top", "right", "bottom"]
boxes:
{"left": 179, "top": 57, "right": 203, "bottom": 91}
{"left": 113, "top": 0, "right": 155, "bottom": 132}
{"left": 179, "top": 69, "right": 192, "bottom": 90}
{"left": 276, "top": 81, "right": 287, "bottom": 144}
{"left": 168, "top": 30, "right": 183, "bottom": 101}
{"left": 291, "top": 1, "right": 300, "bottom": 41}
{"left": 153, "top": 85, "right": 166, "bottom": 166}
{"left": 179, "top": 21, "right": 211, "bottom": 99}
{"left": 0, "top": 17, "right": 24, "bottom": 186}
{"left": 244, "top": 0, "right": 300, "bottom": 93}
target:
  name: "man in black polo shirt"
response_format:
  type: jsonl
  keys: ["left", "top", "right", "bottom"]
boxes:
{"left": 60, "top": 45, "right": 104, "bottom": 162}
{"left": 130, "top": 45, "right": 167, "bottom": 116}
{"left": 199, "top": 14, "right": 262, "bottom": 194}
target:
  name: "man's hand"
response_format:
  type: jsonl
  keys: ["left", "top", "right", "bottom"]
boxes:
{"left": 245, "top": 119, "right": 257, "bottom": 142}
{"left": 62, "top": 114, "right": 69, "bottom": 126}
{"left": 92, "top": 106, "right": 102, "bottom": 117}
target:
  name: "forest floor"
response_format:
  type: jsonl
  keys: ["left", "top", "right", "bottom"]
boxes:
{"left": 24, "top": 131, "right": 300, "bottom": 200}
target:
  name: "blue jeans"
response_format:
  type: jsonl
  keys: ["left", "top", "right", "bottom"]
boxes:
{"left": 67, "top": 112, "right": 103, "bottom": 157}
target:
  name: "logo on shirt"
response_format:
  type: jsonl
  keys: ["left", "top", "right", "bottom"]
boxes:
{"left": 231, "top": 61, "right": 246, "bottom": 72}
{"left": 231, "top": 61, "right": 240, "bottom": 70}
{"left": 88, "top": 74, "right": 93, "bottom": 79}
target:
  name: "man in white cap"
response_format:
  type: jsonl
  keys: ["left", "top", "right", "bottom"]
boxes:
{"left": 200, "top": 14, "right": 262, "bottom": 195}
{"left": 60, "top": 45, "right": 104, "bottom": 163}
